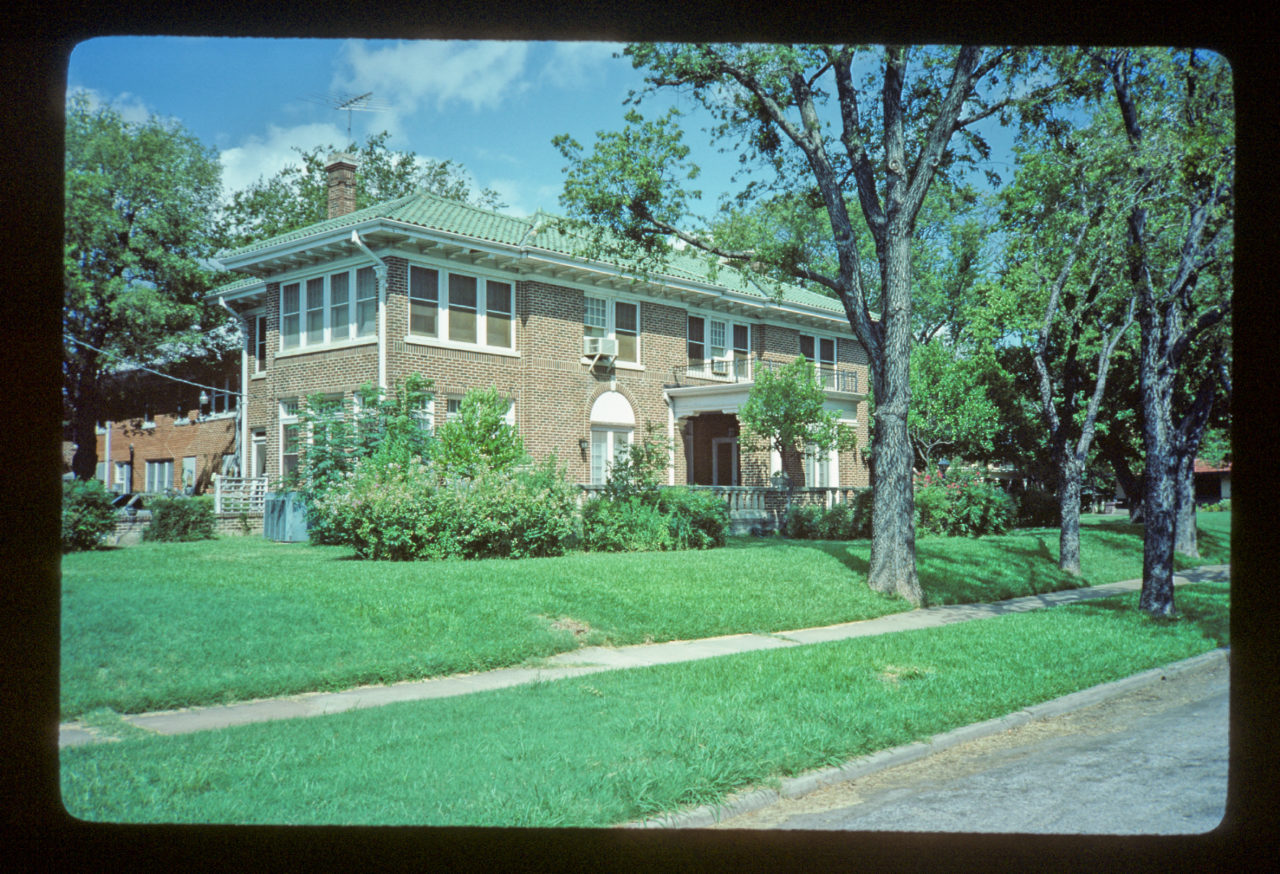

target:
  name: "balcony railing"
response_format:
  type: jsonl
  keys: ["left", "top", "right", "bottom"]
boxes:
{"left": 667, "top": 358, "right": 859, "bottom": 393}
{"left": 214, "top": 476, "right": 268, "bottom": 514}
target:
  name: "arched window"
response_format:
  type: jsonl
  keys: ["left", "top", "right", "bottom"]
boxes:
{"left": 589, "top": 391, "right": 635, "bottom": 485}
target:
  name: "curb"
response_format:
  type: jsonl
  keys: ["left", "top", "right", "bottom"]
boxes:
{"left": 623, "top": 647, "right": 1230, "bottom": 829}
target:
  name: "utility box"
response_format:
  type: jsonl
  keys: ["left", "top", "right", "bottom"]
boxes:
{"left": 263, "top": 491, "right": 309, "bottom": 542}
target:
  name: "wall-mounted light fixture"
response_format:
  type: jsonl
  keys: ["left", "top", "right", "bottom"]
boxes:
{"left": 198, "top": 391, "right": 210, "bottom": 419}
{"left": 578, "top": 438, "right": 590, "bottom": 452}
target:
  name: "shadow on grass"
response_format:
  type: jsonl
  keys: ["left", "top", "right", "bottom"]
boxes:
{"left": 1064, "top": 583, "right": 1229, "bottom": 647}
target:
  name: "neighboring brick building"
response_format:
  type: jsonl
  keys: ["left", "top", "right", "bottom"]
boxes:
{"left": 213, "top": 156, "right": 871, "bottom": 491}
{"left": 85, "top": 359, "right": 241, "bottom": 495}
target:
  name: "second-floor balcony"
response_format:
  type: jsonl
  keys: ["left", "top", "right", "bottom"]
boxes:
{"left": 667, "top": 358, "right": 860, "bottom": 394}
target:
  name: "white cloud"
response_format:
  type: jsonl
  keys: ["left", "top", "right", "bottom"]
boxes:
{"left": 333, "top": 40, "right": 532, "bottom": 124}
{"left": 219, "top": 121, "right": 346, "bottom": 196}
{"left": 486, "top": 178, "right": 563, "bottom": 219}
{"left": 540, "top": 42, "right": 624, "bottom": 89}
{"left": 67, "top": 87, "right": 158, "bottom": 125}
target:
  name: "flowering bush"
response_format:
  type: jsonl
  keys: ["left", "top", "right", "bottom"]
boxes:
{"left": 913, "top": 470, "right": 1015, "bottom": 537}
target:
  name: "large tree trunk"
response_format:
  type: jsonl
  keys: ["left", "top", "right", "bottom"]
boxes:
{"left": 1057, "top": 452, "right": 1084, "bottom": 575}
{"left": 867, "top": 235, "right": 924, "bottom": 607}
{"left": 1137, "top": 331, "right": 1178, "bottom": 617}
{"left": 1173, "top": 451, "right": 1198, "bottom": 557}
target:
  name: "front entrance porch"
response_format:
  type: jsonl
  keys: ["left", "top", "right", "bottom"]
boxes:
{"left": 683, "top": 411, "right": 743, "bottom": 487}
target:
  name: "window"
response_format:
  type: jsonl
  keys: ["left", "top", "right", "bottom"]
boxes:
{"left": 800, "top": 334, "right": 836, "bottom": 368}
{"left": 145, "top": 459, "right": 174, "bottom": 493}
{"left": 305, "top": 277, "right": 325, "bottom": 344}
{"left": 356, "top": 266, "right": 377, "bottom": 337}
{"left": 591, "top": 428, "right": 632, "bottom": 485}
{"left": 254, "top": 315, "right": 268, "bottom": 372}
{"left": 182, "top": 456, "right": 197, "bottom": 492}
{"left": 114, "top": 462, "right": 131, "bottom": 493}
{"left": 408, "top": 266, "right": 515, "bottom": 351}
{"left": 409, "top": 266, "right": 439, "bottom": 337}
{"left": 487, "top": 281, "right": 513, "bottom": 348}
{"left": 689, "top": 315, "right": 750, "bottom": 377}
{"left": 281, "top": 282, "right": 300, "bottom": 349}
{"left": 210, "top": 375, "right": 238, "bottom": 415}
{"left": 448, "top": 274, "right": 478, "bottom": 343}
{"left": 330, "top": 272, "right": 350, "bottom": 342}
{"left": 280, "top": 399, "right": 300, "bottom": 479}
{"left": 687, "top": 316, "right": 705, "bottom": 363}
{"left": 804, "top": 445, "right": 837, "bottom": 488}
{"left": 584, "top": 296, "right": 639, "bottom": 363}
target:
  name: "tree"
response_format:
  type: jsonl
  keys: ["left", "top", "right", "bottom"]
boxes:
{"left": 1095, "top": 48, "right": 1233, "bottom": 616}
{"left": 996, "top": 111, "right": 1138, "bottom": 575}
{"left": 219, "top": 131, "right": 506, "bottom": 249}
{"left": 906, "top": 340, "right": 1003, "bottom": 471}
{"left": 556, "top": 44, "right": 1042, "bottom": 605}
{"left": 432, "top": 387, "right": 526, "bottom": 480}
{"left": 64, "top": 92, "right": 226, "bottom": 481}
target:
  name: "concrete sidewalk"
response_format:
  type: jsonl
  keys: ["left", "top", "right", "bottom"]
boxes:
{"left": 58, "top": 564, "right": 1229, "bottom": 749}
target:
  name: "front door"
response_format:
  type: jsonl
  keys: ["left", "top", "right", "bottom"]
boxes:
{"left": 712, "top": 436, "right": 738, "bottom": 486}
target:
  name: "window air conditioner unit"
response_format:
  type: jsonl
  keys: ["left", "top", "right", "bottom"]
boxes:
{"left": 583, "top": 337, "right": 619, "bottom": 357}
{"left": 711, "top": 359, "right": 730, "bottom": 376}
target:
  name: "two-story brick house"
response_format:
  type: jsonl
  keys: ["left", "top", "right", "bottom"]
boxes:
{"left": 213, "top": 155, "right": 870, "bottom": 493}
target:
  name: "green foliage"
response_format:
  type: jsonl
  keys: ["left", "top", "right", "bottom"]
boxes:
{"left": 297, "top": 375, "right": 434, "bottom": 545}
{"left": 738, "top": 357, "right": 855, "bottom": 459}
{"left": 653, "top": 487, "right": 730, "bottom": 549}
{"left": 581, "top": 497, "right": 675, "bottom": 553}
{"left": 600, "top": 425, "right": 668, "bottom": 503}
{"left": 219, "top": 131, "right": 506, "bottom": 249}
{"left": 310, "top": 455, "right": 579, "bottom": 562}
{"left": 431, "top": 387, "right": 525, "bottom": 480}
{"left": 907, "top": 341, "right": 1004, "bottom": 468}
{"left": 913, "top": 471, "right": 1015, "bottom": 537}
{"left": 1200, "top": 499, "right": 1231, "bottom": 513}
{"left": 64, "top": 91, "right": 227, "bottom": 480}
{"left": 61, "top": 479, "right": 118, "bottom": 552}
{"left": 782, "top": 491, "right": 873, "bottom": 541}
{"left": 143, "top": 496, "right": 215, "bottom": 543}
{"left": 1197, "top": 428, "right": 1230, "bottom": 468}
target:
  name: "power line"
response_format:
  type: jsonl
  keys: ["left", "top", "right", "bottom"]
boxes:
{"left": 64, "top": 335, "right": 242, "bottom": 397}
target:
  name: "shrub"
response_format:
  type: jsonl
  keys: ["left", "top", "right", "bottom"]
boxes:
{"left": 431, "top": 387, "right": 525, "bottom": 480}
{"left": 783, "top": 502, "right": 824, "bottom": 540}
{"left": 1014, "top": 485, "right": 1060, "bottom": 528}
{"left": 61, "top": 479, "right": 118, "bottom": 552}
{"left": 582, "top": 497, "right": 674, "bottom": 553}
{"left": 913, "top": 471, "right": 1015, "bottom": 537}
{"left": 1201, "top": 499, "right": 1231, "bottom": 513}
{"left": 653, "top": 486, "right": 730, "bottom": 549}
{"left": 311, "top": 455, "right": 580, "bottom": 561}
{"left": 143, "top": 496, "right": 215, "bottom": 542}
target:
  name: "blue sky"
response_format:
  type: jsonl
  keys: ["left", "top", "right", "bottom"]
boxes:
{"left": 67, "top": 37, "right": 728, "bottom": 218}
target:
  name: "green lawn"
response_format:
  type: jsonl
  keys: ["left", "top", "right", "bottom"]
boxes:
{"left": 60, "top": 580, "right": 1229, "bottom": 826}
{"left": 60, "top": 512, "right": 1230, "bottom": 719}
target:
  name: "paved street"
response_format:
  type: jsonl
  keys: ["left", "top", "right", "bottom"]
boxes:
{"left": 711, "top": 654, "right": 1229, "bottom": 834}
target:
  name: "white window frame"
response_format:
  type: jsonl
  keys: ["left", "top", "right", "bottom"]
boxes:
{"left": 583, "top": 295, "right": 641, "bottom": 365}
{"left": 590, "top": 427, "right": 632, "bottom": 486}
{"left": 404, "top": 262, "right": 518, "bottom": 355}
{"left": 145, "top": 458, "right": 174, "bottom": 494}
{"left": 209, "top": 375, "right": 238, "bottom": 416}
{"left": 182, "top": 456, "right": 197, "bottom": 491}
{"left": 689, "top": 313, "right": 750, "bottom": 379}
{"left": 253, "top": 314, "right": 268, "bottom": 374}
{"left": 278, "top": 265, "right": 376, "bottom": 353}
{"left": 804, "top": 444, "right": 838, "bottom": 489}
{"left": 114, "top": 461, "right": 131, "bottom": 493}
{"left": 280, "top": 398, "right": 300, "bottom": 479}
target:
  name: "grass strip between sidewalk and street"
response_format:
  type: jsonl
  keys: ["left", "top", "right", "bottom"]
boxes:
{"left": 60, "top": 513, "right": 1230, "bottom": 719}
{"left": 61, "top": 580, "right": 1229, "bottom": 827}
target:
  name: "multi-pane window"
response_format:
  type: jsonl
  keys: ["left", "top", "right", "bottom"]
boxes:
{"left": 584, "top": 296, "right": 608, "bottom": 338}
{"left": 211, "top": 375, "right": 238, "bottom": 414}
{"left": 145, "top": 459, "right": 174, "bottom": 493}
{"left": 804, "top": 445, "right": 836, "bottom": 488}
{"left": 591, "top": 428, "right": 631, "bottom": 485}
{"left": 114, "top": 461, "right": 131, "bottom": 493}
{"left": 486, "top": 282, "right": 513, "bottom": 348}
{"left": 279, "top": 268, "right": 372, "bottom": 350}
{"left": 182, "top": 456, "right": 197, "bottom": 492}
{"left": 409, "top": 266, "right": 439, "bottom": 337}
{"left": 356, "top": 267, "right": 377, "bottom": 337}
{"left": 688, "top": 315, "right": 750, "bottom": 377}
{"left": 280, "top": 399, "right": 300, "bottom": 479}
{"left": 448, "top": 274, "right": 479, "bottom": 344}
{"left": 408, "top": 266, "right": 515, "bottom": 350}
{"left": 306, "top": 277, "right": 325, "bottom": 344}
{"left": 281, "top": 283, "right": 301, "bottom": 349}
{"left": 254, "top": 315, "right": 267, "bottom": 373}
{"left": 330, "top": 272, "right": 350, "bottom": 341}
{"left": 687, "top": 316, "right": 705, "bottom": 363}
{"left": 800, "top": 334, "right": 836, "bottom": 368}
{"left": 583, "top": 296, "right": 638, "bottom": 363}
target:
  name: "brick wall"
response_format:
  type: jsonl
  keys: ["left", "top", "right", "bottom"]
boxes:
{"left": 94, "top": 414, "right": 237, "bottom": 494}
{"left": 242, "top": 250, "right": 870, "bottom": 488}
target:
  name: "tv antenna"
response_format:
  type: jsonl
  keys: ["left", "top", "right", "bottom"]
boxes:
{"left": 303, "top": 91, "right": 392, "bottom": 141}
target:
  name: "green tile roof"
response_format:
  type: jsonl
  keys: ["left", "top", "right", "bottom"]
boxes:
{"left": 217, "top": 191, "right": 846, "bottom": 316}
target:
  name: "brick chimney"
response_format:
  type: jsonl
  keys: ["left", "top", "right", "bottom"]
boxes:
{"left": 325, "top": 153, "right": 359, "bottom": 219}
